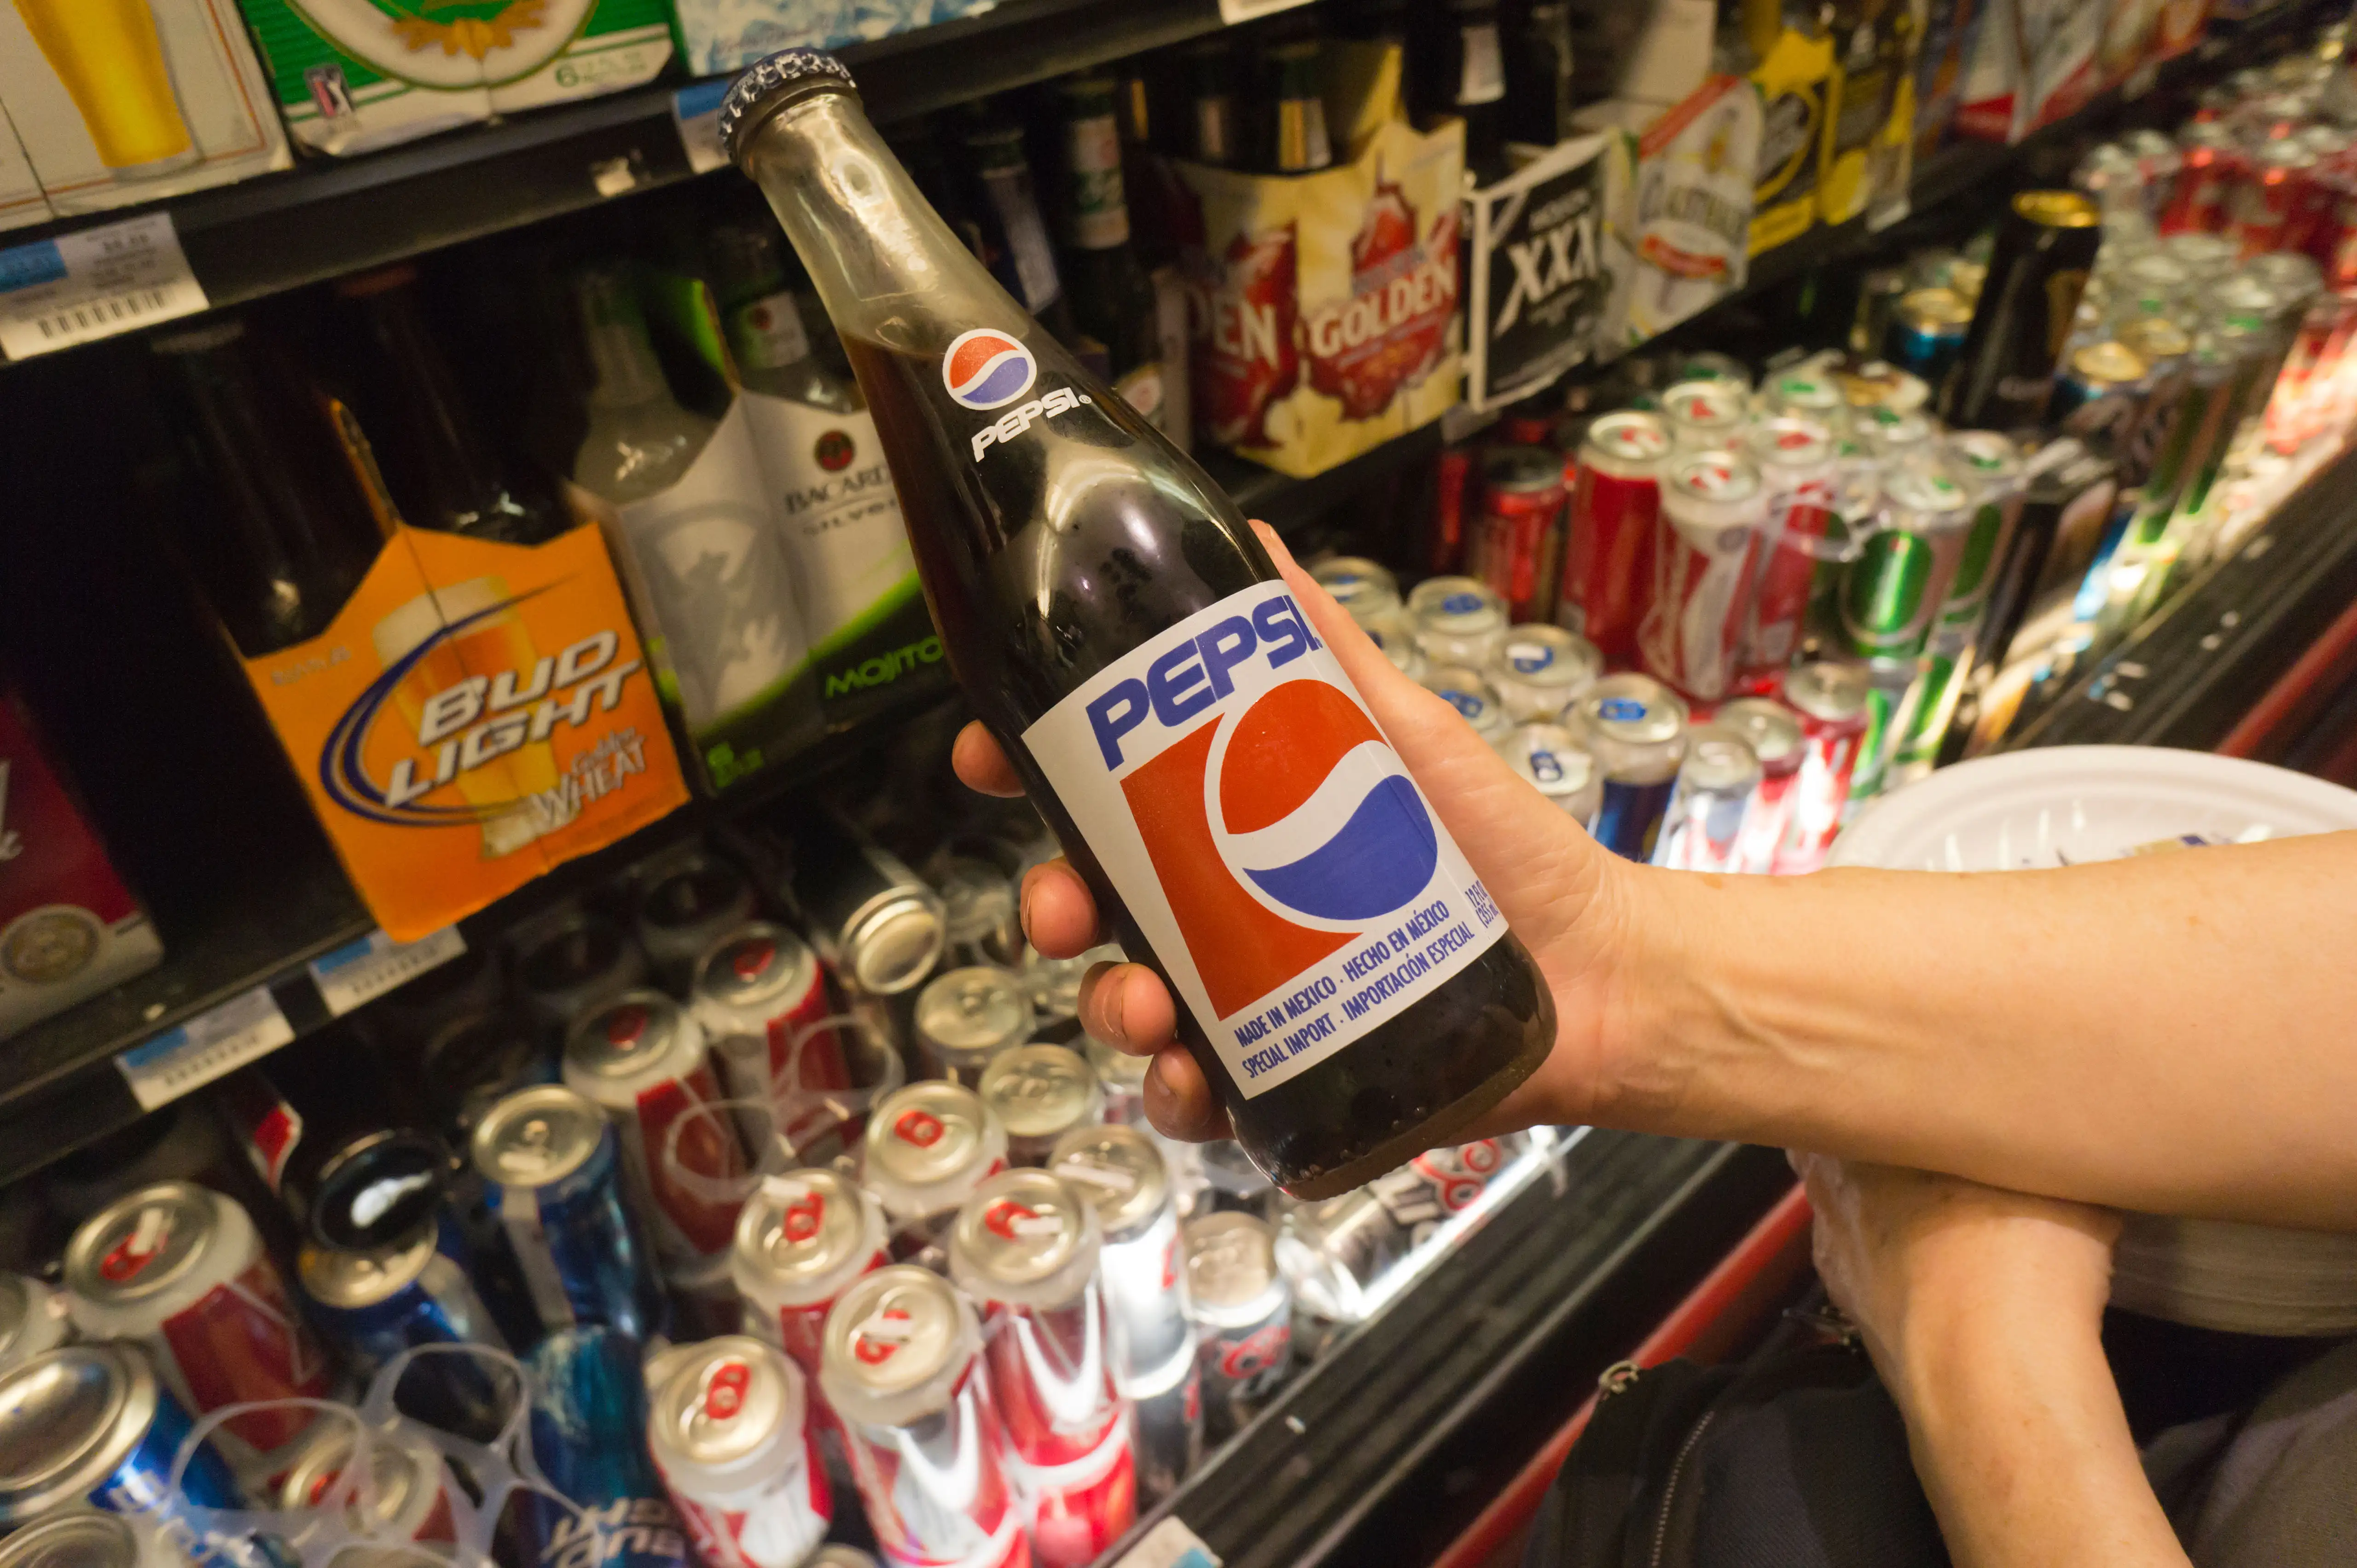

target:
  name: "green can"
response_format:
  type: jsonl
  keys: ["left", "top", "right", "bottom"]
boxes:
{"left": 1847, "top": 655, "right": 1922, "bottom": 806}
{"left": 1890, "top": 641, "right": 1967, "bottom": 784}
{"left": 1840, "top": 461, "right": 1974, "bottom": 660}
{"left": 1937, "top": 431, "right": 2025, "bottom": 636}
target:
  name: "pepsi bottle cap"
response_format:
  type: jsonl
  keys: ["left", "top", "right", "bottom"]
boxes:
{"left": 721, "top": 48, "right": 859, "bottom": 170}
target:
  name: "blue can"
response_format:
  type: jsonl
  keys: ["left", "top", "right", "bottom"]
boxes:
{"left": 0, "top": 1343, "right": 278, "bottom": 1568}
{"left": 522, "top": 1327, "right": 690, "bottom": 1568}
{"left": 299, "top": 1217, "right": 514, "bottom": 1440}
{"left": 469, "top": 1085, "right": 663, "bottom": 1347}
{"left": 1570, "top": 674, "right": 1689, "bottom": 862}
{"left": 1885, "top": 287, "right": 1972, "bottom": 388}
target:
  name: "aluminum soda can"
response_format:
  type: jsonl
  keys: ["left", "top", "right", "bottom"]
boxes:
{"left": 1182, "top": 1213, "right": 1291, "bottom": 1441}
{"left": 563, "top": 991, "right": 748, "bottom": 1267}
{"left": 1309, "top": 555, "right": 1402, "bottom": 622}
{"left": 1199, "top": 1139, "right": 1276, "bottom": 1220}
{"left": 1492, "top": 723, "right": 1602, "bottom": 824}
{"left": 1083, "top": 1036, "right": 1149, "bottom": 1127}
{"left": 777, "top": 811, "right": 947, "bottom": 997}
{"left": 1886, "top": 288, "right": 1972, "bottom": 386}
{"left": 692, "top": 923, "right": 845, "bottom": 1137}
{"left": 1124, "top": 1356, "right": 1202, "bottom": 1508}
{"left": 296, "top": 1223, "right": 510, "bottom": 1439}
{"left": 1637, "top": 451, "right": 1767, "bottom": 703}
{"left": 1048, "top": 1125, "right": 1189, "bottom": 1387}
{"left": 1712, "top": 697, "right": 1805, "bottom": 874}
{"left": 2049, "top": 341, "right": 2152, "bottom": 441}
{"left": 731, "top": 1169, "right": 888, "bottom": 1380}
{"left": 515, "top": 909, "right": 647, "bottom": 1039}
{"left": 977, "top": 1043, "right": 1102, "bottom": 1166}
{"left": 1660, "top": 379, "right": 1748, "bottom": 449}
{"left": 859, "top": 1082, "right": 1010, "bottom": 1241}
{"left": 1360, "top": 611, "right": 1429, "bottom": 681}
{"left": 1556, "top": 411, "right": 1672, "bottom": 662}
{"left": 634, "top": 849, "right": 758, "bottom": 994}
{"left": 1418, "top": 665, "right": 1512, "bottom": 740}
{"left": 1739, "top": 416, "right": 1839, "bottom": 676}
{"left": 0, "top": 1511, "right": 143, "bottom": 1568}
{"left": 1020, "top": 941, "right": 1118, "bottom": 1044}
{"left": 2229, "top": 137, "right": 2317, "bottom": 258}
{"left": 913, "top": 965, "right": 1031, "bottom": 1085}
{"left": 521, "top": 1326, "right": 690, "bottom": 1568}
{"left": 1405, "top": 575, "right": 1510, "bottom": 667}
{"left": 937, "top": 856, "right": 1023, "bottom": 972}
{"left": 819, "top": 1267, "right": 1025, "bottom": 1568}
{"left": 1840, "top": 460, "right": 1975, "bottom": 660}
{"left": 2110, "top": 251, "right": 2194, "bottom": 326}
{"left": 1470, "top": 447, "right": 1567, "bottom": 623}
{"left": 1571, "top": 674, "right": 1688, "bottom": 862}
{"left": 0, "top": 1344, "right": 264, "bottom": 1568}
{"left": 470, "top": 1084, "right": 663, "bottom": 1343}
{"left": 274, "top": 1417, "right": 455, "bottom": 1546}
{"left": 1846, "top": 656, "right": 1921, "bottom": 806}
{"left": 63, "top": 1182, "right": 331, "bottom": 1474}
{"left": 1487, "top": 624, "right": 1601, "bottom": 722}
{"left": 0, "top": 1273, "right": 71, "bottom": 1379}
{"left": 1650, "top": 724, "right": 1762, "bottom": 874}
{"left": 1364, "top": 1136, "right": 1527, "bottom": 1246}
{"left": 2162, "top": 120, "right": 2241, "bottom": 236}
{"left": 1937, "top": 432, "right": 2028, "bottom": 638}
{"left": 1775, "top": 661, "right": 1873, "bottom": 874}
{"left": 1761, "top": 368, "right": 1848, "bottom": 425}
{"left": 646, "top": 1337, "right": 831, "bottom": 1568}
{"left": 1273, "top": 1190, "right": 1405, "bottom": 1326}
{"left": 950, "top": 1170, "right": 1133, "bottom": 1568}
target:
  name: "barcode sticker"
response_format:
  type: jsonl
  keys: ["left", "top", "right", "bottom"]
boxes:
{"left": 116, "top": 986, "right": 295, "bottom": 1111}
{"left": 306, "top": 926, "right": 464, "bottom": 1017}
{"left": 673, "top": 80, "right": 731, "bottom": 175}
{"left": 0, "top": 213, "right": 208, "bottom": 361}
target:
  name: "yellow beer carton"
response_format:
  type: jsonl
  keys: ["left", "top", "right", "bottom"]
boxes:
{"left": 240, "top": 521, "right": 689, "bottom": 940}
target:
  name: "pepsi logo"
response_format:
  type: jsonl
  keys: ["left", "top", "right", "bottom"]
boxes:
{"left": 1598, "top": 697, "right": 1647, "bottom": 722}
{"left": 1508, "top": 643, "right": 1552, "bottom": 674}
{"left": 1439, "top": 592, "right": 1483, "bottom": 616}
{"left": 1208, "top": 681, "right": 1439, "bottom": 926}
{"left": 942, "top": 328, "right": 1037, "bottom": 411}
{"left": 1439, "top": 688, "right": 1484, "bottom": 720}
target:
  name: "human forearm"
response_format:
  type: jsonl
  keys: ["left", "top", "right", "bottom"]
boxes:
{"left": 1597, "top": 833, "right": 2357, "bottom": 1228}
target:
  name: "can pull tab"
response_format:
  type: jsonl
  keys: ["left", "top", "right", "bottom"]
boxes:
{"left": 100, "top": 1206, "right": 174, "bottom": 1282}
{"left": 759, "top": 1174, "right": 812, "bottom": 1204}
{"left": 1055, "top": 1159, "right": 1138, "bottom": 1195}
{"left": 703, "top": 1359, "right": 753, "bottom": 1420}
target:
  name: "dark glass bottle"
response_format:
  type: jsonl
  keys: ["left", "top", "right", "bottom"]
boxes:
{"left": 1442, "top": 0, "right": 1509, "bottom": 183}
{"left": 1264, "top": 40, "right": 1335, "bottom": 174}
{"left": 1059, "top": 74, "right": 1166, "bottom": 425}
{"left": 956, "top": 112, "right": 1082, "bottom": 349}
{"left": 1186, "top": 39, "right": 1242, "bottom": 167}
{"left": 1508, "top": 2, "right": 1579, "bottom": 149}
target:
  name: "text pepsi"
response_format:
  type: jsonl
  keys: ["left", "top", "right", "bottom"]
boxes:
{"left": 723, "top": 48, "right": 1553, "bottom": 1198}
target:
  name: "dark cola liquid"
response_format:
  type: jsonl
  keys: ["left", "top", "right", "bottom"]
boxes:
{"left": 844, "top": 327, "right": 1552, "bottom": 1197}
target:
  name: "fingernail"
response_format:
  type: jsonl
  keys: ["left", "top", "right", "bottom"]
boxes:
{"left": 1154, "top": 1050, "right": 1180, "bottom": 1090}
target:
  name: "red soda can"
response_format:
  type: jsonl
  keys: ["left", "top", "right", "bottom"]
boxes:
{"left": 562, "top": 991, "right": 749, "bottom": 1267}
{"left": 1712, "top": 697, "right": 1806, "bottom": 874}
{"left": 1660, "top": 379, "right": 1748, "bottom": 449}
{"left": 1472, "top": 446, "right": 1567, "bottom": 624}
{"left": 1737, "top": 417, "right": 1838, "bottom": 677}
{"left": 1637, "top": 451, "right": 1769, "bottom": 703}
{"left": 820, "top": 1266, "right": 1028, "bottom": 1568}
{"left": 1772, "top": 661, "right": 1872, "bottom": 874}
{"left": 63, "top": 1181, "right": 332, "bottom": 1476}
{"left": 647, "top": 1337, "right": 832, "bottom": 1568}
{"left": 732, "top": 1169, "right": 889, "bottom": 1380}
{"left": 2230, "top": 138, "right": 2317, "bottom": 258}
{"left": 1428, "top": 443, "right": 1476, "bottom": 573}
{"left": 692, "top": 922, "right": 848, "bottom": 1111}
{"left": 950, "top": 1171, "right": 1134, "bottom": 1568}
{"left": 276, "top": 1418, "right": 457, "bottom": 1545}
{"left": 1556, "top": 410, "right": 1673, "bottom": 662}
{"left": 860, "top": 1081, "right": 1010, "bottom": 1247}
{"left": 2162, "top": 121, "right": 2243, "bottom": 235}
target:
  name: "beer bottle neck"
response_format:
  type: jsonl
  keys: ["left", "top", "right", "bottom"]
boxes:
{"left": 577, "top": 277, "right": 675, "bottom": 410}
{"left": 1065, "top": 107, "right": 1132, "bottom": 252}
{"left": 740, "top": 89, "right": 1039, "bottom": 359}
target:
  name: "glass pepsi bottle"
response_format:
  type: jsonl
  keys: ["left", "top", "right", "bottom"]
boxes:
{"left": 720, "top": 49, "right": 1553, "bottom": 1199}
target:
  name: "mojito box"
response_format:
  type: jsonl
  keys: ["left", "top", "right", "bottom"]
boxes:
{"left": 235, "top": 0, "right": 672, "bottom": 156}
{"left": 238, "top": 521, "right": 689, "bottom": 941}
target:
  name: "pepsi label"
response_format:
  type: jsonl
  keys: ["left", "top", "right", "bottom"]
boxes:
{"left": 1024, "top": 582, "right": 1507, "bottom": 1098}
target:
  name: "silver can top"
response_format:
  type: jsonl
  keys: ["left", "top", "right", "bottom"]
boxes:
{"left": 1494, "top": 723, "right": 1599, "bottom": 802}
{"left": 0, "top": 1508, "right": 140, "bottom": 1568}
{"left": 1420, "top": 666, "right": 1510, "bottom": 737}
{"left": 977, "top": 1044, "right": 1100, "bottom": 1145}
{"left": 731, "top": 1168, "right": 883, "bottom": 1305}
{"left": 1492, "top": 625, "right": 1602, "bottom": 697}
{"left": 693, "top": 923, "right": 818, "bottom": 1014}
{"left": 1573, "top": 672, "right": 1688, "bottom": 748}
{"left": 1183, "top": 1212, "right": 1280, "bottom": 1312}
{"left": 1661, "top": 379, "right": 1747, "bottom": 439}
{"left": 1782, "top": 660, "right": 1873, "bottom": 723}
{"left": 948, "top": 1169, "right": 1099, "bottom": 1307}
{"left": 1944, "top": 430, "right": 2023, "bottom": 492}
{"left": 1405, "top": 577, "right": 1507, "bottom": 637}
{"left": 1881, "top": 459, "right": 1973, "bottom": 524}
{"left": 1712, "top": 698, "right": 1805, "bottom": 771}
{"left": 1764, "top": 369, "right": 1843, "bottom": 416}
{"left": 1310, "top": 556, "right": 1402, "bottom": 618}
{"left": 1022, "top": 942, "right": 1118, "bottom": 1023}
{"left": 1047, "top": 1124, "right": 1170, "bottom": 1243}
{"left": 937, "top": 859, "right": 1016, "bottom": 947}
{"left": 0, "top": 1277, "right": 67, "bottom": 1371}
{"left": 841, "top": 884, "right": 946, "bottom": 997}
{"left": 809, "top": 1551, "right": 881, "bottom": 1568}
{"left": 298, "top": 1230, "right": 437, "bottom": 1311}
{"left": 471, "top": 1085, "right": 608, "bottom": 1190}
{"left": 64, "top": 1182, "right": 218, "bottom": 1307}
{"left": 275, "top": 1418, "right": 436, "bottom": 1527}
{"left": 0, "top": 1343, "right": 160, "bottom": 1522}
{"left": 1742, "top": 416, "right": 1835, "bottom": 478}
{"left": 1678, "top": 723, "right": 1763, "bottom": 793}
{"left": 819, "top": 1264, "right": 978, "bottom": 1424}
{"left": 914, "top": 966, "right": 1030, "bottom": 1059}
{"left": 1360, "top": 612, "right": 1428, "bottom": 678}
{"left": 1581, "top": 409, "right": 1673, "bottom": 471}
{"left": 646, "top": 1335, "right": 804, "bottom": 1485}
{"left": 1662, "top": 450, "right": 1764, "bottom": 517}
{"left": 639, "top": 856, "right": 753, "bottom": 943}
{"left": 860, "top": 1082, "right": 1006, "bottom": 1217}
{"left": 563, "top": 990, "right": 702, "bottom": 1096}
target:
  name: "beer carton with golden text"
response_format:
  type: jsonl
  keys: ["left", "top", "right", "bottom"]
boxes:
{"left": 0, "top": 0, "right": 289, "bottom": 217}
{"left": 1172, "top": 41, "right": 1464, "bottom": 479}
{"left": 239, "top": 523, "right": 689, "bottom": 941}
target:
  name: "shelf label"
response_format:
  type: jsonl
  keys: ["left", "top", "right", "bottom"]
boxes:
{"left": 0, "top": 213, "right": 208, "bottom": 362}
{"left": 116, "top": 986, "right": 295, "bottom": 1111}
{"left": 1112, "top": 1519, "right": 1220, "bottom": 1568}
{"left": 673, "top": 80, "right": 731, "bottom": 175}
{"left": 306, "top": 926, "right": 464, "bottom": 1017}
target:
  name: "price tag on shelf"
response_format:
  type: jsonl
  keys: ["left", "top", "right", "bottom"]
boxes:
{"left": 673, "top": 80, "right": 731, "bottom": 175}
{"left": 115, "top": 986, "right": 295, "bottom": 1111}
{"left": 306, "top": 926, "right": 464, "bottom": 1017}
{"left": 1111, "top": 1519, "right": 1221, "bottom": 1568}
{"left": 0, "top": 213, "right": 208, "bottom": 362}
{"left": 1219, "top": 0, "right": 1314, "bottom": 22}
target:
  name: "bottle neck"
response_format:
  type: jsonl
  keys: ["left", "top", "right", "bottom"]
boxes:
{"left": 1275, "top": 94, "right": 1331, "bottom": 173}
{"left": 1065, "top": 106, "right": 1132, "bottom": 251}
{"left": 578, "top": 278, "right": 674, "bottom": 410}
